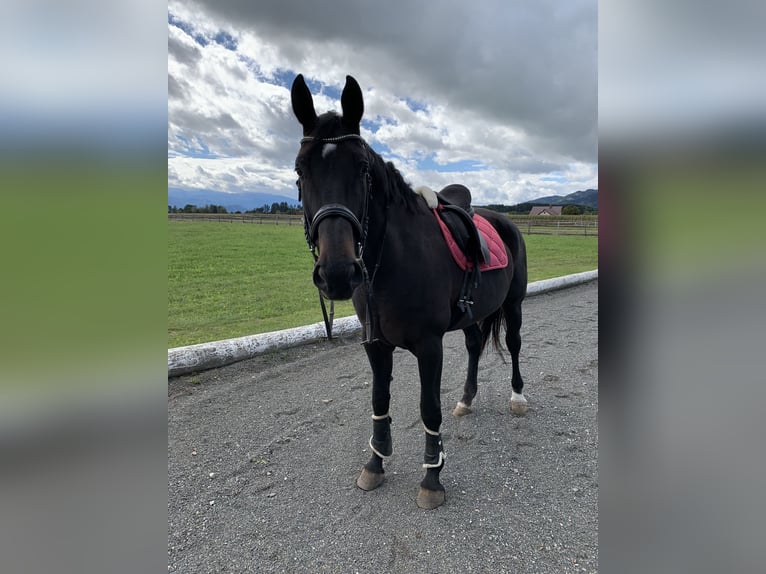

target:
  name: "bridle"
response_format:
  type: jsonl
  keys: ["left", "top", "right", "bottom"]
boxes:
{"left": 298, "top": 134, "right": 372, "bottom": 261}
{"left": 297, "top": 133, "right": 382, "bottom": 343}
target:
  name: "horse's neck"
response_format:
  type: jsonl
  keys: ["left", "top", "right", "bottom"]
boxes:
{"left": 365, "top": 168, "right": 428, "bottom": 264}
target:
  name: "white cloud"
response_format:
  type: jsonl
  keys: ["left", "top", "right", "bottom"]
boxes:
{"left": 169, "top": 155, "right": 296, "bottom": 194}
{"left": 168, "top": 0, "right": 597, "bottom": 204}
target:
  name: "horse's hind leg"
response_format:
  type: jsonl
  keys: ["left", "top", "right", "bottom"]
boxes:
{"left": 356, "top": 341, "right": 394, "bottom": 491}
{"left": 453, "top": 323, "right": 482, "bottom": 417}
{"left": 505, "top": 298, "right": 528, "bottom": 414}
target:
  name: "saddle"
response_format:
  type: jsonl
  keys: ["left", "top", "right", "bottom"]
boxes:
{"left": 433, "top": 184, "right": 491, "bottom": 324}
{"left": 435, "top": 184, "right": 490, "bottom": 267}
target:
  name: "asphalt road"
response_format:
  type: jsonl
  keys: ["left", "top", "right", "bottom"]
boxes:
{"left": 168, "top": 281, "right": 598, "bottom": 574}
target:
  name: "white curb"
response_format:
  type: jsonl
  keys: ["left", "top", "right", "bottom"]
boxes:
{"left": 168, "top": 269, "right": 597, "bottom": 377}
{"left": 525, "top": 269, "right": 598, "bottom": 296}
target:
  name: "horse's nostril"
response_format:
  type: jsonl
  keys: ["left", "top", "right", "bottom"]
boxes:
{"left": 313, "top": 264, "right": 327, "bottom": 291}
{"left": 313, "top": 260, "right": 363, "bottom": 299}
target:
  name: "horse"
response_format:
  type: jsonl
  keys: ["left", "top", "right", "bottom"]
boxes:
{"left": 290, "top": 74, "right": 528, "bottom": 509}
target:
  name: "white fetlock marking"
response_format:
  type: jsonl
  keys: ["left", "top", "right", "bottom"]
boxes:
{"left": 422, "top": 451, "right": 446, "bottom": 469}
{"left": 369, "top": 436, "right": 391, "bottom": 459}
{"left": 511, "top": 391, "right": 527, "bottom": 404}
{"left": 456, "top": 401, "right": 471, "bottom": 410}
{"left": 414, "top": 185, "right": 438, "bottom": 208}
{"left": 371, "top": 412, "right": 389, "bottom": 421}
{"left": 423, "top": 425, "right": 440, "bottom": 436}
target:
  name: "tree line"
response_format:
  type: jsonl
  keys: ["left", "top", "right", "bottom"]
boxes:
{"left": 168, "top": 202, "right": 301, "bottom": 215}
{"left": 168, "top": 204, "right": 229, "bottom": 214}
{"left": 482, "top": 203, "right": 597, "bottom": 215}
{"left": 247, "top": 202, "right": 302, "bottom": 215}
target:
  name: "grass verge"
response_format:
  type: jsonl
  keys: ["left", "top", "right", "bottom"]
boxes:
{"left": 168, "top": 221, "right": 597, "bottom": 347}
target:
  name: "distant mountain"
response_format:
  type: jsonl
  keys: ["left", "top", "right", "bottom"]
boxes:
{"left": 168, "top": 188, "right": 301, "bottom": 213}
{"left": 528, "top": 188, "right": 598, "bottom": 209}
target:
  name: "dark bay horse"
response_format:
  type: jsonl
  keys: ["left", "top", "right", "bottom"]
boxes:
{"left": 290, "top": 74, "right": 528, "bottom": 509}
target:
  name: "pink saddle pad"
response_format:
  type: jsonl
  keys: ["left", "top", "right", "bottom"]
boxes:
{"left": 433, "top": 210, "right": 508, "bottom": 271}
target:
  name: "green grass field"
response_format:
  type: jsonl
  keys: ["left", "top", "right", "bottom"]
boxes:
{"left": 168, "top": 221, "right": 597, "bottom": 347}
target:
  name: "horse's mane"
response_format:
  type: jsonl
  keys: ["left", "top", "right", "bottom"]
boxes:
{"left": 374, "top": 155, "right": 421, "bottom": 212}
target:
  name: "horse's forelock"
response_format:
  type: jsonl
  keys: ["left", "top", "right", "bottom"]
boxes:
{"left": 314, "top": 112, "right": 343, "bottom": 139}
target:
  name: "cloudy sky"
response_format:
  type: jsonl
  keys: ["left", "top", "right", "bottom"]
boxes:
{"left": 168, "top": 0, "right": 597, "bottom": 206}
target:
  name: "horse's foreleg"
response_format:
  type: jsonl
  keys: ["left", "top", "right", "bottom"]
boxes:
{"left": 415, "top": 338, "right": 446, "bottom": 509}
{"left": 505, "top": 299, "right": 528, "bottom": 415}
{"left": 356, "top": 341, "right": 394, "bottom": 491}
{"left": 453, "top": 323, "right": 482, "bottom": 416}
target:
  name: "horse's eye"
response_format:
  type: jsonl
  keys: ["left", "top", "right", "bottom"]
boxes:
{"left": 295, "top": 167, "right": 303, "bottom": 178}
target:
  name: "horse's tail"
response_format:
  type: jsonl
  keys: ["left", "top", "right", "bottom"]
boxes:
{"left": 479, "top": 307, "right": 506, "bottom": 357}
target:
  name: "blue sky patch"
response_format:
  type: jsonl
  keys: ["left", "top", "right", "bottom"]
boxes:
{"left": 169, "top": 13, "right": 236, "bottom": 51}
{"left": 361, "top": 118, "right": 381, "bottom": 133}
{"left": 168, "top": 13, "right": 209, "bottom": 47}
{"left": 369, "top": 140, "right": 393, "bottom": 157}
{"left": 404, "top": 97, "right": 428, "bottom": 113}
{"left": 174, "top": 134, "right": 219, "bottom": 159}
{"left": 303, "top": 76, "right": 323, "bottom": 95}
{"left": 213, "top": 31, "right": 237, "bottom": 51}
{"left": 237, "top": 54, "right": 263, "bottom": 79}
{"left": 320, "top": 83, "right": 341, "bottom": 102}
{"left": 540, "top": 173, "right": 567, "bottom": 183}
{"left": 272, "top": 69, "right": 296, "bottom": 89}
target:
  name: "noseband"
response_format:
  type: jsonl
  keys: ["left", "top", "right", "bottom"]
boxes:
{"left": 307, "top": 203, "right": 363, "bottom": 255}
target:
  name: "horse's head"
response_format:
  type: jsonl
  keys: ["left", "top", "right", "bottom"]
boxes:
{"left": 291, "top": 74, "right": 370, "bottom": 300}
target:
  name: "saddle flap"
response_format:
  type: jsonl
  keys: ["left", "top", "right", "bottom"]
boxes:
{"left": 438, "top": 205, "right": 489, "bottom": 265}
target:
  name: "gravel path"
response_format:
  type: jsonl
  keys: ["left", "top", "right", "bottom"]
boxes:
{"left": 168, "top": 281, "right": 598, "bottom": 573}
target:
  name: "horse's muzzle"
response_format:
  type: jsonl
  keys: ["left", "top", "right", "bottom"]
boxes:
{"left": 313, "top": 259, "right": 364, "bottom": 300}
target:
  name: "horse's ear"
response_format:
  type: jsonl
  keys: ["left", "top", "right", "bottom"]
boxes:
{"left": 341, "top": 75, "right": 364, "bottom": 134}
{"left": 291, "top": 74, "right": 317, "bottom": 134}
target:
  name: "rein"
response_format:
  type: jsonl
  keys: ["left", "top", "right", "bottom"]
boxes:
{"left": 298, "top": 134, "right": 383, "bottom": 343}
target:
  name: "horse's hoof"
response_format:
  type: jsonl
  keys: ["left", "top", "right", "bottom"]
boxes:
{"left": 416, "top": 487, "right": 446, "bottom": 509}
{"left": 356, "top": 468, "right": 385, "bottom": 491}
{"left": 510, "top": 398, "right": 528, "bottom": 415}
{"left": 452, "top": 401, "right": 472, "bottom": 417}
